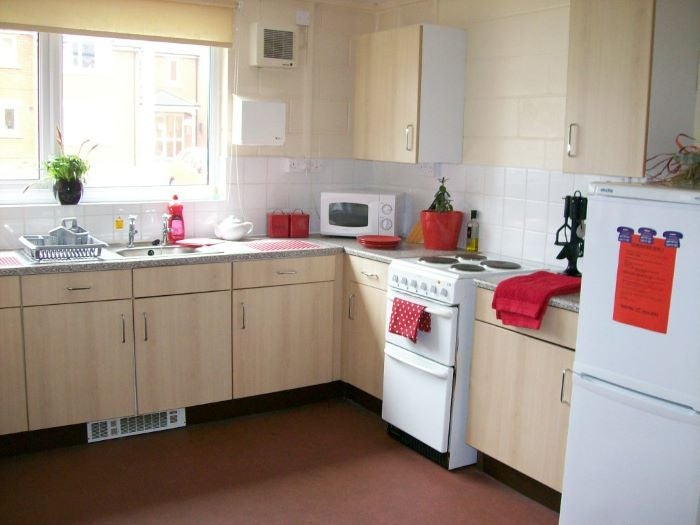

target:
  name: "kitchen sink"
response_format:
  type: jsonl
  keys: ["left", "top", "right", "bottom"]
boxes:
{"left": 114, "top": 245, "right": 202, "bottom": 258}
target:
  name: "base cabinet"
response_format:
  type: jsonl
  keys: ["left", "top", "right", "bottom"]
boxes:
{"left": 466, "top": 288, "right": 577, "bottom": 492}
{"left": 24, "top": 300, "right": 136, "bottom": 430}
{"left": 0, "top": 307, "right": 27, "bottom": 435}
{"left": 341, "top": 281, "right": 386, "bottom": 399}
{"left": 233, "top": 282, "right": 334, "bottom": 398}
{"left": 134, "top": 291, "right": 232, "bottom": 413}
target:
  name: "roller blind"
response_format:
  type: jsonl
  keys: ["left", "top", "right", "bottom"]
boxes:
{"left": 0, "top": 0, "right": 235, "bottom": 47}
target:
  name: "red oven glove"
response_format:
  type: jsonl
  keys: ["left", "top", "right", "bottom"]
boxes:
{"left": 389, "top": 297, "right": 431, "bottom": 343}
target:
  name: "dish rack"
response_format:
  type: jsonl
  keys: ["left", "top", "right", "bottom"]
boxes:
{"left": 20, "top": 217, "right": 107, "bottom": 262}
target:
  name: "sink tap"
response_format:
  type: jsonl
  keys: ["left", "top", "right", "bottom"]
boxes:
{"left": 127, "top": 215, "right": 138, "bottom": 248}
{"left": 161, "top": 214, "right": 171, "bottom": 246}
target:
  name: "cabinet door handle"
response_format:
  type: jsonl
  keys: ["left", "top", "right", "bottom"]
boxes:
{"left": 66, "top": 286, "right": 92, "bottom": 291}
{"left": 348, "top": 293, "right": 355, "bottom": 320}
{"left": 566, "top": 123, "right": 578, "bottom": 158}
{"left": 121, "top": 314, "right": 126, "bottom": 344}
{"left": 405, "top": 124, "right": 414, "bottom": 151}
{"left": 560, "top": 368, "right": 573, "bottom": 405}
{"left": 276, "top": 270, "right": 297, "bottom": 275}
{"left": 240, "top": 302, "right": 246, "bottom": 330}
{"left": 360, "top": 271, "right": 378, "bottom": 279}
{"left": 143, "top": 312, "right": 148, "bottom": 342}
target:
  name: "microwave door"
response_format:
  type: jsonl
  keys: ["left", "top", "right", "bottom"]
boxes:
{"left": 325, "top": 200, "right": 379, "bottom": 236}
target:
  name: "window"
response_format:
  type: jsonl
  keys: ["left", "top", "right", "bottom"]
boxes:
{"left": 0, "top": 34, "right": 19, "bottom": 68}
{"left": 0, "top": 30, "right": 224, "bottom": 202}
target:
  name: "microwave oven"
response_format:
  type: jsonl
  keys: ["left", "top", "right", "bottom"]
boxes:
{"left": 320, "top": 191, "right": 400, "bottom": 237}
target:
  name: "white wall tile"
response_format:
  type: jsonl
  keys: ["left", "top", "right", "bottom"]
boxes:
{"left": 525, "top": 200, "right": 548, "bottom": 232}
{"left": 483, "top": 166, "right": 505, "bottom": 195}
{"left": 503, "top": 198, "right": 526, "bottom": 229}
{"left": 504, "top": 168, "right": 527, "bottom": 198}
{"left": 481, "top": 195, "right": 504, "bottom": 225}
{"left": 501, "top": 227, "right": 524, "bottom": 258}
{"left": 548, "top": 170, "right": 574, "bottom": 202}
{"left": 479, "top": 223, "right": 503, "bottom": 254}
{"left": 464, "top": 165, "right": 485, "bottom": 194}
{"left": 526, "top": 169, "right": 550, "bottom": 201}
{"left": 522, "top": 230, "right": 546, "bottom": 262}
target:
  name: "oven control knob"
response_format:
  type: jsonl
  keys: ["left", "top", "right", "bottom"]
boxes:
{"left": 430, "top": 285, "right": 437, "bottom": 294}
{"left": 410, "top": 280, "right": 417, "bottom": 288}
{"left": 400, "top": 277, "right": 408, "bottom": 286}
{"left": 419, "top": 282, "right": 428, "bottom": 291}
{"left": 440, "top": 288, "right": 449, "bottom": 297}
{"left": 392, "top": 274, "right": 399, "bottom": 283}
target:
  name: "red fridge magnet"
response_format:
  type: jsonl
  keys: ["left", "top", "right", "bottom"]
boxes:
{"left": 612, "top": 232, "right": 678, "bottom": 334}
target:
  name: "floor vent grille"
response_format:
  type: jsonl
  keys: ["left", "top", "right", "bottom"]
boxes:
{"left": 87, "top": 409, "right": 186, "bottom": 443}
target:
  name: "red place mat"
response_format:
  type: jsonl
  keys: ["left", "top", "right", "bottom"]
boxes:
{"left": 0, "top": 255, "right": 22, "bottom": 267}
{"left": 243, "top": 240, "right": 321, "bottom": 252}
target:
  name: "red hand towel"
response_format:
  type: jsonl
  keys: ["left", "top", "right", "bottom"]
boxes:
{"left": 389, "top": 298, "right": 431, "bottom": 343}
{"left": 492, "top": 271, "right": 581, "bottom": 329}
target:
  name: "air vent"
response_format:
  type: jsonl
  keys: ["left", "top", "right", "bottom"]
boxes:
{"left": 251, "top": 23, "right": 295, "bottom": 68}
{"left": 87, "top": 408, "right": 186, "bottom": 443}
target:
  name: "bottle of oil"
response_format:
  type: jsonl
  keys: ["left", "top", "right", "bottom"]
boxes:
{"left": 466, "top": 210, "right": 479, "bottom": 252}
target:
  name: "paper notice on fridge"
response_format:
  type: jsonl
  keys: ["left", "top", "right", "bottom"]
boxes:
{"left": 613, "top": 234, "right": 676, "bottom": 334}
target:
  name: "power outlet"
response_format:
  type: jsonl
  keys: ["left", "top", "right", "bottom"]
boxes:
{"left": 284, "top": 158, "right": 307, "bottom": 172}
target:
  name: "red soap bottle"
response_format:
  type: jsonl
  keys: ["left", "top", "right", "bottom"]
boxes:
{"left": 167, "top": 194, "right": 185, "bottom": 242}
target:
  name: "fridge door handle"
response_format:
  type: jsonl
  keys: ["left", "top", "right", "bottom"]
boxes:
{"left": 576, "top": 373, "right": 700, "bottom": 425}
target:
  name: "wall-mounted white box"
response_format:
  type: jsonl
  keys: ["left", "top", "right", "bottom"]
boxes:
{"left": 232, "top": 95, "right": 286, "bottom": 146}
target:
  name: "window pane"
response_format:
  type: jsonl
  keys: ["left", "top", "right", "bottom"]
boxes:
{"left": 0, "top": 30, "right": 39, "bottom": 181}
{"left": 62, "top": 37, "right": 210, "bottom": 187}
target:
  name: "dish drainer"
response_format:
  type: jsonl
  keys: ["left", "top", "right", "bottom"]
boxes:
{"left": 20, "top": 217, "right": 107, "bottom": 261}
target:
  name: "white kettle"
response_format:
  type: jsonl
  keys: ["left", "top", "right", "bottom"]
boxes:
{"left": 214, "top": 216, "right": 254, "bottom": 241}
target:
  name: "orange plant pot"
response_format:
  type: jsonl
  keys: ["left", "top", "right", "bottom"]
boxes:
{"left": 420, "top": 210, "right": 464, "bottom": 250}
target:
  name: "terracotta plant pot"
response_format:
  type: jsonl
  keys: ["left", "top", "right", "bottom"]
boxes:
{"left": 53, "top": 180, "right": 83, "bottom": 205}
{"left": 420, "top": 210, "right": 464, "bottom": 250}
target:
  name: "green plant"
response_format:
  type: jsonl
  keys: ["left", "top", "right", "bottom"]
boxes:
{"left": 427, "top": 177, "right": 454, "bottom": 212}
{"left": 44, "top": 128, "right": 97, "bottom": 183}
{"left": 646, "top": 133, "right": 700, "bottom": 186}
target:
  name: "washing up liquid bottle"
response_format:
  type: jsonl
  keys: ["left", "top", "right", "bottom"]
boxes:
{"left": 466, "top": 210, "right": 479, "bottom": 252}
{"left": 167, "top": 194, "right": 185, "bottom": 243}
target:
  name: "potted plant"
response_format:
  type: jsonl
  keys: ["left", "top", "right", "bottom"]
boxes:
{"left": 420, "top": 177, "right": 464, "bottom": 250}
{"left": 44, "top": 128, "right": 96, "bottom": 205}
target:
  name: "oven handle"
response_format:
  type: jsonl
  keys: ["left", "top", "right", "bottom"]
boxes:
{"left": 385, "top": 345, "right": 450, "bottom": 379}
{"left": 424, "top": 307, "right": 453, "bottom": 319}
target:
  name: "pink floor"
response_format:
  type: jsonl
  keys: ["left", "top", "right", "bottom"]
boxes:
{"left": 0, "top": 400, "right": 558, "bottom": 524}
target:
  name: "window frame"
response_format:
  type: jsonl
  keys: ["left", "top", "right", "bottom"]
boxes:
{"left": 0, "top": 31, "right": 226, "bottom": 205}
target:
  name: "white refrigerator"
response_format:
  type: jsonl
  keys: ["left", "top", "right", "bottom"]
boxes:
{"left": 560, "top": 182, "right": 700, "bottom": 525}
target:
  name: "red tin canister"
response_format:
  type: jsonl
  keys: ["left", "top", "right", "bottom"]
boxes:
{"left": 289, "top": 209, "right": 309, "bottom": 238}
{"left": 267, "top": 210, "right": 289, "bottom": 237}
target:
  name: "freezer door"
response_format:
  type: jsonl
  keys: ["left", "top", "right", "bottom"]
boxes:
{"left": 560, "top": 373, "right": 700, "bottom": 525}
{"left": 576, "top": 194, "right": 700, "bottom": 409}
{"left": 382, "top": 343, "right": 453, "bottom": 452}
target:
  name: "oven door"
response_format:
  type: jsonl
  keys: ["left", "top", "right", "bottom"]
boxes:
{"left": 382, "top": 343, "right": 454, "bottom": 452}
{"left": 385, "top": 290, "right": 459, "bottom": 367}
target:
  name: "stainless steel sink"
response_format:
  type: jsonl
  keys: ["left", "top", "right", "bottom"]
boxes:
{"left": 114, "top": 245, "right": 200, "bottom": 258}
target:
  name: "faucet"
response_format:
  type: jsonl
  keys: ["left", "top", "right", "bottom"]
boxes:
{"left": 127, "top": 215, "right": 138, "bottom": 248}
{"left": 161, "top": 214, "right": 171, "bottom": 246}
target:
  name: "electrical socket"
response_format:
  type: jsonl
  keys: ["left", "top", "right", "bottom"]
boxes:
{"left": 284, "top": 158, "right": 307, "bottom": 172}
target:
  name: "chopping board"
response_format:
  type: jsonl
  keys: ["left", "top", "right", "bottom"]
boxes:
{"left": 406, "top": 220, "right": 423, "bottom": 244}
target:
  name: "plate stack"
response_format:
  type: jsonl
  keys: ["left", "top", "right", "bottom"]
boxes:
{"left": 357, "top": 235, "right": 401, "bottom": 249}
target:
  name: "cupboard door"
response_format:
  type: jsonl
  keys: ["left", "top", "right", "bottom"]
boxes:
{"left": 563, "top": 0, "right": 654, "bottom": 177}
{"left": 0, "top": 308, "right": 27, "bottom": 435}
{"left": 233, "top": 282, "right": 334, "bottom": 398}
{"left": 352, "top": 25, "right": 421, "bottom": 163}
{"left": 466, "top": 320, "right": 574, "bottom": 491}
{"left": 341, "top": 281, "right": 386, "bottom": 399}
{"left": 24, "top": 300, "right": 136, "bottom": 430}
{"left": 134, "top": 291, "right": 232, "bottom": 413}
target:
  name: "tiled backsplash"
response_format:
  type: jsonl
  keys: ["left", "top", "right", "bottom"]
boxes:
{"left": 3, "top": 156, "right": 608, "bottom": 271}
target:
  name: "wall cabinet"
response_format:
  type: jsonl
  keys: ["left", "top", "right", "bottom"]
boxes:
{"left": 563, "top": 0, "right": 700, "bottom": 178}
{"left": 341, "top": 256, "right": 388, "bottom": 399}
{"left": 133, "top": 263, "right": 232, "bottom": 414}
{"left": 466, "top": 288, "right": 577, "bottom": 492}
{"left": 232, "top": 257, "right": 335, "bottom": 398}
{"left": 24, "top": 300, "right": 136, "bottom": 430}
{"left": 352, "top": 24, "right": 466, "bottom": 164}
{"left": 0, "top": 276, "right": 27, "bottom": 435}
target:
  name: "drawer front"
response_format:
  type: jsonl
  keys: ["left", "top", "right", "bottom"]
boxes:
{"left": 22, "top": 270, "right": 132, "bottom": 306}
{"left": 233, "top": 256, "right": 335, "bottom": 289}
{"left": 475, "top": 287, "right": 578, "bottom": 349}
{"left": 133, "top": 263, "right": 231, "bottom": 297}
{"left": 345, "top": 255, "right": 388, "bottom": 290}
{"left": 0, "top": 276, "right": 20, "bottom": 308}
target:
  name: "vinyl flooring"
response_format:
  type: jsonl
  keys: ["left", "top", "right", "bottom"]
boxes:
{"left": 0, "top": 399, "right": 558, "bottom": 524}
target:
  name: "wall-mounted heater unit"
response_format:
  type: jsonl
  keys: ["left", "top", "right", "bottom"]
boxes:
{"left": 250, "top": 23, "right": 296, "bottom": 68}
{"left": 232, "top": 95, "right": 286, "bottom": 146}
